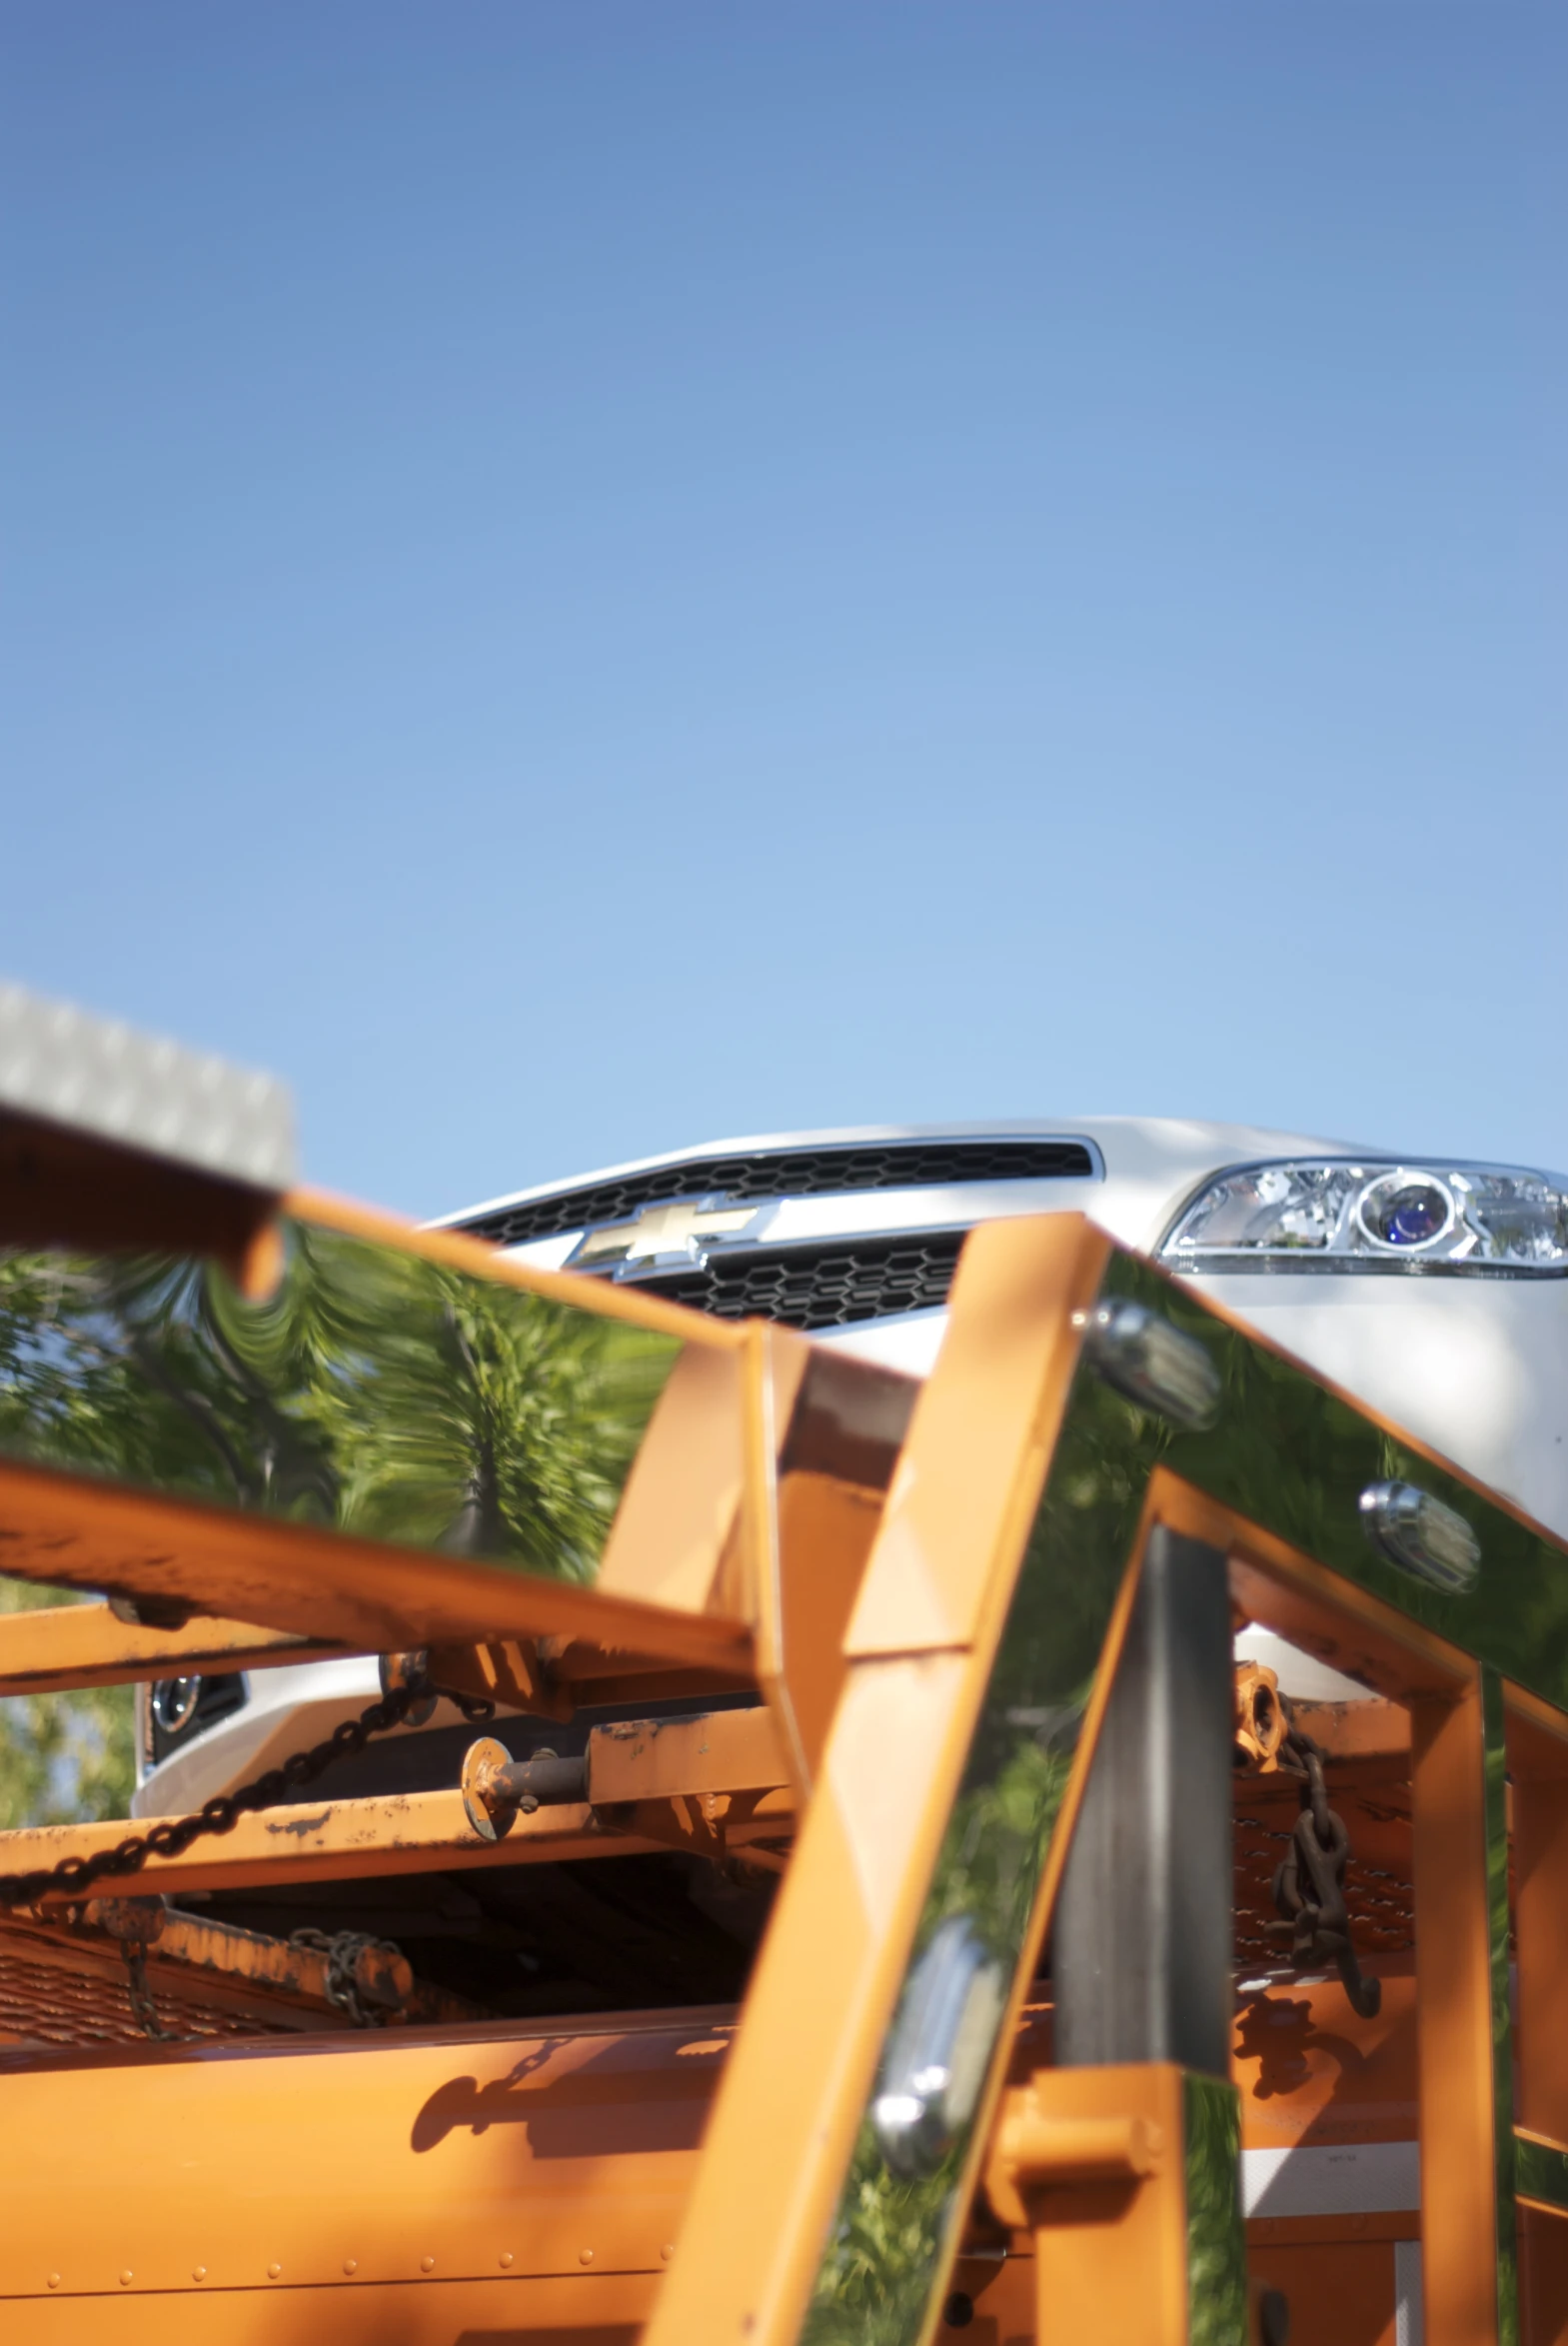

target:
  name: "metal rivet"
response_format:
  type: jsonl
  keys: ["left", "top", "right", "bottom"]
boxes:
{"left": 267, "top": 2263, "right": 282, "bottom": 2279}
{"left": 119, "top": 2272, "right": 134, "bottom": 2287}
{"left": 421, "top": 2256, "right": 436, "bottom": 2273}
{"left": 499, "top": 2252, "right": 515, "bottom": 2270}
{"left": 192, "top": 2267, "right": 207, "bottom": 2283}
{"left": 580, "top": 2249, "right": 595, "bottom": 2265}
{"left": 343, "top": 2260, "right": 358, "bottom": 2277}
{"left": 47, "top": 2275, "right": 60, "bottom": 2290}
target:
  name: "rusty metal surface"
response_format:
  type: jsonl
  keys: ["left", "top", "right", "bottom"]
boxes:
{"left": 0, "top": 1927, "right": 310, "bottom": 2047}
{"left": 0, "top": 1670, "right": 447, "bottom": 1910}
{"left": 1233, "top": 1661, "right": 1286, "bottom": 1771}
{"left": 0, "top": 1786, "right": 671, "bottom": 1901}
{"left": 0, "top": 1896, "right": 483, "bottom": 2048}
{"left": 587, "top": 1705, "right": 788, "bottom": 1806}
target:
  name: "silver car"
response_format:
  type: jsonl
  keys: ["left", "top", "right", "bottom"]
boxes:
{"left": 136, "top": 1117, "right": 1568, "bottom": 1813}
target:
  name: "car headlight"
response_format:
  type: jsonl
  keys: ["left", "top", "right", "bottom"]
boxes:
{"left": 1160, "top": 1161, "right": 1568, "bottom": 1275}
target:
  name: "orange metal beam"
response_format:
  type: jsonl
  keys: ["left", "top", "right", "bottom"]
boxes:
{"left": 5, "top": 1789, "right": 667, "bottom": 1899}
{"left": 0, "top": 1450, "right": 758, "bottom": 1673}
{"left": 0, "top": 2002, "right": 728, "bottom": 2322}
{"left": 985, "top": 2063, "right": 1189, "bottom": 2346}
{"left": 0, "top": 1602, "right": 345, "bottom": 1697}
{"left": 647, "top": 1213, "right": 1119, "bottom": 2346}
{"left": 0, "top": 1706, "right": 796, "bottom": 1900}
{"left": 1410, "top": 1673, "right": 1510, "bottom": 2346}
{"left": 587, "top": 1705, "right": 788, "bottom": 1805}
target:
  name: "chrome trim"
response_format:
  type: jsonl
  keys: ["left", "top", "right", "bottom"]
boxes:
{"left": 565, "top": 1193, "right": 776, "bottom": 1276}
{"left": 437, "top": 1130, "right": 1106, "bottom": 1240}
{"left": 562, "top": 1206, "right": 1055, "bottom": 1281}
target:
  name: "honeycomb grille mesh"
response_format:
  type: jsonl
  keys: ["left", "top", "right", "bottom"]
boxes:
{"left": 620, "top": 1233, "right": 966, "bottom": 1330}
{"left": 459, "top": 1140, "right": 1094, "bottom": 1250}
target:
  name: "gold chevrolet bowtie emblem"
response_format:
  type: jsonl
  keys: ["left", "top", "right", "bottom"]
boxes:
{"left": 570, "top": 1195, "right": 765, "bottom": 1272}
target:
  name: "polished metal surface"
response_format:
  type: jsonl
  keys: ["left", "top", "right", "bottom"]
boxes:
{"left": 1482, "top": 1668, "right": 1519, "bottom": 2346}
{"left": 794, "top": 1240, "right": 1568, "bottom": 2346}
{"left": 1097, "top": 1250, "right": 1568, "bottom": 1711}
{"left": 1183, "top": 2071, "right": 1248, "bottom": 2346}
{"left": 1515, "top": 2130, "right": 1568, "bottom": 2214}
{"left": 0, "top": 1217, "right": 682, "bottom": 1590}
{"left": 800, "top": 1320, "right": 1139, "bottom": 2342}
{"left": 1055, "top": 1529, "right": 1234, "bottom": 2076}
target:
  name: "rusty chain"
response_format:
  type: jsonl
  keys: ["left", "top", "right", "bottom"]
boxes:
{"left": 1266, "top": 1712, "right": 1382, "bottom": 2018}
{"left": 289, "top": 1926, "right": 406, "bottom": 2028}
{"left": 120, "top": 1939, "right": 175, "bottom": 2041}
{"left": 0, "top": 1665, "right": 496, "bottom": 1914}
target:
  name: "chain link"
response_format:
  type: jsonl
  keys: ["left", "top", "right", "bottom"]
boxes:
{"left": 1266, "top": 1712, "right": 1382, "bottom": 2018}
{"left": 0, "top": 1666, "right": 493, "bottom": 1913}
{"left": 120, "top": 1939, "right": 176, "bottom": 2041}
{"left": 288, "top": 1926, "right": 406, "bottom": 2027}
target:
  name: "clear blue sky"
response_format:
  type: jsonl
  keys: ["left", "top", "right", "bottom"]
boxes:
{"left": 4, "top": 7, "right": 1563, "bottom": 1216}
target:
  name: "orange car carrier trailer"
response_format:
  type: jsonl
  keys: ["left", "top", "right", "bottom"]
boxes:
{"left": 0, "top": 987, "right": 1563, "bottom": 2346}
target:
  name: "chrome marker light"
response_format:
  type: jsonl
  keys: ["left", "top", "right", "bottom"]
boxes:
{"left": 1081, "top": 1300, "right": 1220, "bottom": 1430}
{"left": 1161, "top": 1161, "right": 1568, "bottom": 1274}
{"left": 1360, "top": 1479, "right": 1481, "bottom": 1594}
{"left": 870, "top": 1917, "right": 1007, "bottom": 2180}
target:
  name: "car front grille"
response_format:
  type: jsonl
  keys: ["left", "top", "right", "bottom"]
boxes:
{"left": 618, "top": 1233, "right": 967, "bottom": 1330}
{"left": 458, "top": 1139, "right": 1095, "bottom": 1251}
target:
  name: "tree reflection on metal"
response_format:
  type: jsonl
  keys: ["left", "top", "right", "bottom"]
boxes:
{"left": 0, "top": 1221, "right": 682, "bottom": 1583}
{"left": 1183, "top": 2072, "right": 1246, "bottom": 2346}
{"left": 800, "top": 1342, "right": 1132, "bottom": 2345}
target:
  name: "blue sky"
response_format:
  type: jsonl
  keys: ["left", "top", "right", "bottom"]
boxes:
{"left": 4, "top": 7, "right": 1563, "bottom": 1216}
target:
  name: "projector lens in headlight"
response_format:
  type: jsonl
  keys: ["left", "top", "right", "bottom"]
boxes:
{"left": 1356, "top": 1173, "right": 1455, "bottom": 1252}
{"left": 1161, "top": 1161, "right": 1568, "bottom": 1274}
